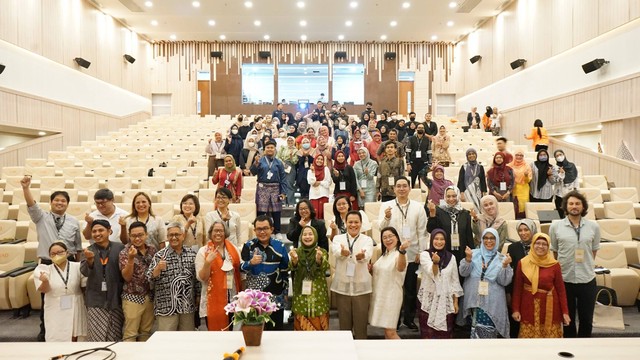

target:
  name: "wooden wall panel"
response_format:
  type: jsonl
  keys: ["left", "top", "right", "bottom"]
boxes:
{"left": 573, "top": 0, "right": 599, "bottom": 46}
{"left": 633, "top": 77, "right": 640, "bottom": 113}
{"left": 599, "top": 0, "right": 630, "bottom": 34}
{"left": 533, "top": 0, "right": 553, "bottom": 64}
{"left": 17, "top": 0, "right": 42, "bottom": 54}
{"left": 553, "top": 96, "right": 575, "bottom": 125}
{"left": 62, "top": 107, "right": 81, "bottom": 146}
{"left": 601, "top": 120, "right": 625, "bottom": 156}
{"left": 41, "top": 102, "right": 63, "bottom": 130}
{"left": 534, "top": 101, "right": 554, "bottom": 127}
{"left": 41, "top": 0, "right": 64, "bottom": 63}
{"left": 551, "top": 0, "right": 574, "bottom": 55}
{"left": 621, "top": 116, "right": 640, "bottom": 162}
{"left": 0, "top": 92, "right": 18, "bottom": 125}
{"left": 632, "top": 0, "right": 640, "bottom": 19}
{"left": 82, "top": 7, "right": 98, "bottom": 78}
{"left": 600, "top": 80, "right": 633, "bottom": 119}
{"left": 573, "top": 88, "right": 601, "bottom": 122}
{"left": 502, "top": 9, "right": 519, "bottom": 81}
{"left": 491, "top": 15, "right": 506, "bottom": 85}
{"left": 16, "top": 97, "right": 43, "bottom": 128}
{"left": 0, "top": 0, "right": 18, "bottom": 45}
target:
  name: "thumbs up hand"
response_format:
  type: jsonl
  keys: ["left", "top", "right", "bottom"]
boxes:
{"left": 250, "top": 248, "right": 263, "bottom": 265}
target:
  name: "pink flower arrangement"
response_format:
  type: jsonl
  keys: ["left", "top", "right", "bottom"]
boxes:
{"left": 224, "top": 289, "right": 279, "bottom": 325}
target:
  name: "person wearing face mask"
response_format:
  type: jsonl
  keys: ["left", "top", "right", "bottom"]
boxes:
{"left": 552, "top": 150, "right": 579, "bottom": 217}
{"left": 458, "top": 148, "right": 487, "bottom": 212}
{"left": 334, "top": 120, "right": 349, "bottom": 140}
{"left": 529, "top": 149, "right": 562, "bottom": 203}
{"left": 34, "top": 242, "right": 87, "bottom": 342}
{"left": 406, "top": 123, "right": 432, "bottom": 189}
{"left": 296, "top": 138, "right": 316, "bottom": 199}
{"left": 277, "top": 136, "right": 300, "bottom": 207}
{"left": 238, "top": 115, "right": 253, "bottom": 140}
{"left": 361, "top": 102, "right": 374, "bottom": 121}
{"left": 225, "top": 125, "right": 244, "bottom": 166}
{"left": 239, "top": 136, "right": 262, "bottom": 176}
{"left": 354, "top": 148, "right": 378, "bottom": 207}
{"left": 360, "top": 125, "right": 372, "bottom": 143}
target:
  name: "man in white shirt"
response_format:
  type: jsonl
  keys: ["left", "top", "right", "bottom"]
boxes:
{"left": 83, "top": 188, "right": 128, "bottom": 243}
{"left": 378, "top": 176, "right": 428, "bottom": 330}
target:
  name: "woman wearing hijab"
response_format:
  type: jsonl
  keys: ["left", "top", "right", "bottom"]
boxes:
{"left": 458, "top": 148, "right": 487, "bottom": 212}
{"left": 552, "top": 150, "right": 579, "bottom": 216}
{"left": 369, "top": 227, "right": 409, "bottom": 339}
{"left": 487, "top": 152, "right": 514, "bottom": 202}
{"left": 360, "top": 125, "right": 372, "bottom": 143}
{"left": 332, "top": 135, "right": 350, "bottom": 162}
{"left": 349, "top": 129, "right": 365, "bottom": 166}
{"left": 529, "top": 149, "right": 561, "bottom": 203}
{"left": 426, "top": 163, "right": 454, "bottom": 205}
{"left": 331, "top": 150, "right": 359, "bottom": 210}
{"left": 205, "top": 131, "right": 227, "bottom": 177}
{"left": 288, "top": 225, "right": 330, "bottom": 331}
{"left": 296, "top": 137, "right": 316, "bottom": 199}
{"left": 307, "top": 154, "right": 332, "bottom": 220}
{"left": 287, "top": 124, "right": 300, "bottom": 139}
{"left": 508, "top": 150, "right": 532, "bottom": 218}
{"left": 35, "top": 242, "right": 87, "bottom": 342}
{"left": 239, "top": 135, "right": 262, "bottom": 176}
{"left": 354, "top": 148, "right": 378, "bottom": 207}
{"left": 459, "top": 228, "right": 513, "bottom": 339}
{"left": 524, "top": 119, "right": 549, "bottom": 152}
{"left": 506, "top": 219, "right": 538, "bottom": 336}
{"left": 417, "top": 228, "right": 463, "bottom": 339}
{"left": 196, "top": 220, "right": 242, "bottom": 331}
{"left": 225, "top": 125, "right": 244, "bottom": 166}
{"left": 431, "top": 125, "right": 452, "bottom": 167}
{"left": 471, "top": 195, "right": 509, "bottom": 251}
{"left": 211, "top": 155, "right": 243, "bottom": 203}
{"left": 426, "top": 186, "right": 474, "bottom": 267}
{"left": 512, "top": 233, "right": 570, "bottom": 338}
{"left": 379, "top": 124, "right": 390, "bottom": 142}
{"left": 277, "top": 136, "right": 299, "bottom": 207}
{"left": 366, "top": 131, "right": 383, "bottom": 162}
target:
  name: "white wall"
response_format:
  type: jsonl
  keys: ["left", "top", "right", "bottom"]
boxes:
{"left": 0, "top": 39, "right": 150, "bottom": 117}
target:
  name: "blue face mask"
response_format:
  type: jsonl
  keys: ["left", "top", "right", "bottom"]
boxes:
{"left": 302, "top": 143, "right": 311, "bottom": 150}
{"left": 539, "top": 156, "right": 548, "bottom": 162}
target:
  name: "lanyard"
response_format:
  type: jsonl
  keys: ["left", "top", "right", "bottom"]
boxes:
{"left": 52, "top": 213, "right": 66, "bottom": 234}
{"left": 265, "top": 157, "right": 275, "bottom": 171}
{"left": 395, "top": 200, "right": 409, "bottom": 221}
{"left": 480, "top": 253, "right": 497, "bottom": 281}
{"left": 53, "top": 263, "right": 70, "bottom": 291}
{"left": 136, "top": 215, "right": 150, "bottom": 226}
{"left": 571, "top": 221, "right": 581, "bottom": 243}
{"left": 346, "top": 234, "right": 360, "bottom": 254}
{"left": 216, "top": 210, "right": 230, "bottom": 229}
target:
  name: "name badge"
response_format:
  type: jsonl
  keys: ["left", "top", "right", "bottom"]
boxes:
{"left": 339, "top": 182, "right": 346, "bottom": 191}
{"left": 302, "top": 279, "right": 313, "bottom": 295}
{"left": 60, "top": 295, "right": 73, "bottom": 310}
{"left": 360, "top": 180, "right": 367, "bottom": 188}
{"left": 415, "top": 150, "right": 422, "bottom": 158}
{"left": 500, "top": 182, "right": 507, "bottom": 191}
{"left": 451, "top": 233, "right": 460, "bottom": 248}
{"left": 224, "top": 180, "right": 231, "bottom": 186}
{"left": 101, "top": 281, "right": 107, "bottom": 292}
{"left": 226, "top": 272, "right": 234, "bottom": 289}
{"left": 388, "top": 177, "right": 395, "bottom": 186}
{"left": 478, "top": 280, "right": 489, "bottom": 296}
{"left": 575, "top": 248, "right": 585, "bottom": 263}
{"left": 284, "top": 165, "right": 291, "bottom": 174}
{"left": 402, "top": 225, "right": 411, "bottom": 239}
{"left": 288, "top": 277, "right": 293, "bottom": 297}
{"left": 346, "top": 261, "right": 356, "bottom": 277}
{"left": 304, "top": 161, "right": 309, "bottom": 168}
{"left": 266, "top": 171, "right": 273, "bottom": 180}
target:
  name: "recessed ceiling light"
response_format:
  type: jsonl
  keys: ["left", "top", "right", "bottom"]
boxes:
{"left": 254, "top": 20, "right": 261, "bottom": 26}
{"left": 301, "top": 34, "right": 307, "bottom": 41}
{"left": 345, "top": 20, "right": 353, "bottom": 26}
{"left": 219, "top": 34, "right": 226, "bottom": 40}
{"left": 144, "top": 1, "right": 153, "bottom": 7}
{"left": 390, "top": 21, "right": 397, "bottom": 27}
{"left": 300, "top": 20, "right": 307, "bottom": 26}
{"left": 170, "top": 34, "right": 177, "bottom": 40}
{"left": 350, "top": 1, "right": 358, "bottom": 8}
{"left": 338, "top": 34, "right": 344, "bottom": 40}
{"left": 38, "top": 131, "right": 46, "bottom": 136}
{"left": 380, "top": 35, "right": 387, "bottom": 40}
{"left": 402, "top": 2, "right": 410, "bottom": 8}
{"left": 297, "top": 1, "right": 305, "bottom": 8}
{"left": 264, "top": 35, "right": 270, "bottom": 40}
{"left": 431, "top": 35, "right": 438, "bottom": 40}
{"left": 449, "top": 2, "right": 457, "bottom": 8}
{"left": 192, "top": 1, "right": 200, "bottom": 7}
{"left": 446, "top": 20, "right": 454, "bottom": 27}
{"left": 208, "top": 20, "right": 215, "bottom": 26}
{"left": 151, "top": 20, "right": 158, "bottom": 26}
{"left": 245, "top": 1, "right": 253, "bottom": 8}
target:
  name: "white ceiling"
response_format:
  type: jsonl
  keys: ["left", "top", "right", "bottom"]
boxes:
{"left": 92, "top": 0, "right": 509, "bottom": 42}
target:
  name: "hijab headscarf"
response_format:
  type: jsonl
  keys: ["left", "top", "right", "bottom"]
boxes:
{"left": 476, "top": 195, "right": 506, "bottom": 231}
{"left": 223, "top": 154, "right": 237, "bottom": 172}
{"left": 428, "top": 228, "right": 453, "bottom": 269}
{"left": 534, "top": 149, "right": 551, "bottom": 191}
{"left": 487, "top": 151, "right": 512, "bottom": 186}
{"left": 508, "top": 149, "right": 532, "bottom": 185}
{"left": 516, "top": 219, "right": 537, "bottom": 242}
{"left": 464, "top": 148, "right": 479, "bottom": 187}
{"left": 428, "top": 165, "right": 454, "bottom": 204}
{"left": 313, "top": 154, "right": 325, "bottom": 181}
{"left": 439, "top": 185, "right": 463, "bottom": 213}
{"left": 520, "top": 233, "right": 557, "bottom": 294}
{"left": 470, "top": 228, "right": 503, "bottom": 282}
{"left": 553, "top": 149, "right": 578, "bottom": 184}
{"left": 243, "top": 135, "right": 260, "bottom": 169}
{"left": 333, "top": 150, "right": 347, "bottom": 171}
{"left": 293, "top": 226, "right": 323, "bottom": 298}
{"left": 356, "top": 147, "right": 374, "bottom": 168}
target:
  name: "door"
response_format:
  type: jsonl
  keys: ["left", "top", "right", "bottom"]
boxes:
{"left": 398, "top": 81, "right": 414, "bottom": 116}
{"left": 197, "top": 80, "right": 211, "bottom": 117}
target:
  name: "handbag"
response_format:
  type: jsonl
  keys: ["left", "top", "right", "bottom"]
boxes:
{"left": 592, "top": 288, "right": 625, "bottom": 330}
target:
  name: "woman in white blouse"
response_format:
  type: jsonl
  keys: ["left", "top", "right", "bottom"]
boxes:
{"left": 34, "top": 242, "right": 87, "bottom": 342}
{"left": 417, "top": 228, "right": 463, "bottom": 339}
{"left": 120, "top": 192, "right": 166, "bottom": 249}
{"left": 204, "top": 188, "right": 242, "bottom": 248}
{"left": 331, "top": 210, "right": 374, "bottom": 340}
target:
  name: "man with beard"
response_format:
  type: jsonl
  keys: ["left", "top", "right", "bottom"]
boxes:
{"left": 405, "top": 123, "right": 431, "bottom": 189}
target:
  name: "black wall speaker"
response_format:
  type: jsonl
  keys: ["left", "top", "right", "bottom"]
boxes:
{"left": 211, "top": 51, "right": 223, "bottom": 58}
{"left": 74, "top": 57, "right": 91, "bottom": 69}
{"left": 469, "top": 55, "right": 482, "bottom": 64}
{"left": 384, "top": 52, "right": 396, "bottom": 60}
{"left": 258, "top": 51, "right": 271, "bottom": 59}
{"left": 123, "top": 54, "right": 136, "bottom": 64}
{"left": 335, "top": 51, "right": 347, "bottom": 59}
{"left": 510, "top": 58, "right": 526, "bottom": 70}
{"left": 0, "top": 64, "right": 5, "bottom": 75}
{"left": 582, "top": 58, "right": 609, "bottom": 74}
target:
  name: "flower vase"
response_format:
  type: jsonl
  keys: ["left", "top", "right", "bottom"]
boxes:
{"left": 241, "top": 322, "right": 264, "bottom": 346}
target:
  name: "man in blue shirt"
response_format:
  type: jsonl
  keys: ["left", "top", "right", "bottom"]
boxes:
{"left": 255, "top": 141, "right": 289, "bottom": 237}
{"left": 241, "top": 215, "right": 290, "bottom": 330}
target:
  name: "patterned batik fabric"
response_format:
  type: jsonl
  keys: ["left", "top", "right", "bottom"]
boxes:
{"left": 87, "top": 307, "right": 124, "bottom": 342}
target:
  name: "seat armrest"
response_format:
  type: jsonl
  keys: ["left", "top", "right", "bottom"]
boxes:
{"left": 632, "top": 237, "right": 640, "bottom": 242}
{"left": 600, "top": 237, "right": 613, "bottom": 243}
{"left": 594, "top": 267, "right": 611, "bottom": 275}
{"left": 9, "top": 238, "right": 27, "bottom": 244}
{"left": 629, "top": 263, "right": 640, "bottom": 270}
{"left": 8, "top": 264, "right": 37, "bottom": 277}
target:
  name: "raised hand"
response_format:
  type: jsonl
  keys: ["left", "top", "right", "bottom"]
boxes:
{"left": 83, "top": 248, "right": 95, "bottom": 265}
{"left": 289, "top": 249, "right": 299, "bottom": 265}
{"left": 329, "top": 221, "right": 337, "bottom": 231}
{"left": 470, "top": 208, "right": 478, "bottom": 221}
{"left": 399, "top": 240, "right": 410, "bottom": 252}
{"left": 384, "top": 206, "right": 392, "bottom": 220}
{"left": 340, "top": 244, "right": 350, "bottom": 257}
{"left": 427, "top": 200, "right": 436, "bottom": 216}
{"left": 502, "top": 253, "right": 512, "bottom": 267}
{"left": 315, "top": 247, "right": 323, "bottom": 263}
{"left": 205, "top": 250, "right": 217, "bottom": 264}
{"left": 127, "top": 245, "right": 137, "bottom": 260}
{"left": 431, "top": 251, "right": 441, "bottom": 264}
{"left": 187, "top": 215, "right": 196, "bottom": 225}
{"left": 250, "top": 248, "right": 263, "bottom": 265}
{"left": 464, "top": 246, "right": 473, "bottom": 262}
{"left": 355, "top": 248, "right": 366, "bottom": 261}
{"left": 118, "top": 216, "right": 127, "bottom": 227}
{"left": 20, "top": 175, "right": 31, "bottom": 188}
{"left": 157, "top": 257, "right": 168, "bottom": 271}
{"left": 38, "top": 271, "right": 49, "bottom": 282}
{"left": 84, "top": 213, "right": 94, "bottom": 225}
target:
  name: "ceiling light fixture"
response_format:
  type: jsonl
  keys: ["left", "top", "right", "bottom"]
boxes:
{"left": 338, "top": 34, "right": 344, "bottom": 40}
{"left": 446, "top": 21, "right": 454, "bottom": 26}
{"left": 380, "top": 35, "right": 387, "bottom": 40}
{"left": 144, "top": 1, "right": 153, "bottom": 7}
{"left": 301, "top": 34, "right": 307, "bottom": 41}
{"left": 449, "top": 2, "right": 457, "bottom": 8}
{"left": 431, "top": 35, "right": 438, "bottom": 40}
{"left": 219, "top": 34, "right": 226, "bottom": 40}
{"left": 192, "top": 1, "right": 200, "bottom": 7}
{"left": 254, "top": 20, "right": 261, "bottom": 26}
{"left": 38, "top": 131, "right": 46, "bottom": 136}
{"left": 151, "top": 20, "right": 158, "bottom": 26}
{"left": 244, "top": 1, "right": 253, "bottom": 8}
{"left": 264, "top": 35, "right": 270, "bottom": 40}
{"left": 208, "top": 20, "right": 215, "bottom": 26}
{"left": 402, "top": 2, "right": 410, "bottom": 9}
{"left": 345, "top": 20, "right": 353, "bottom": 26}
{"left": 350, "top": 1, "right": 358, "bottom": 8}
{"left": 297, "top": 1, "right": 305, "bottom": 8}
{"left": 300, "top": 20, "right": 307, "bottom": 26}
{"left": 390, "top": 21, "right": 397, "bottom": 27}
{"left": 170, "top": 34, "right": 177, "bottom": 40}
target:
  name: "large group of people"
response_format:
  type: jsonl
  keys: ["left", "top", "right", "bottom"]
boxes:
{"left": 26, "top": 102, "right": 601, "bottom": 343}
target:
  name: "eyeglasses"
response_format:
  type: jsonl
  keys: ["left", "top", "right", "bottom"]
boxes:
{"left": 129, "top": 233, "right": 145, "bottom": 239}
{"left": 255, "top": 227, "right": 271, "bottom": 233}
{"left": 50, "top": 250, "right": 67, "bottom": 257}
{"left": 381, "top": 235, "right": 397, "bottom": 241}
{"left": 212, "top": 229, "right": 225, "bottom": 233}
{"left": 95, "top": 200, "right": 112, "bottom": 206}
{"left": 167, "top": 233, "right": 182, "bottom": 239}
{"left": 483, "top": 238, "right": 496, "bottom": 242}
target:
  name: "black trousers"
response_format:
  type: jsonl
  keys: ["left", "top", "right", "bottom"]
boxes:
{"left": 564, "top": 279, "right": 597, "bottom": 338}
{"left": 409, "top": 162, "right": 429, "bottom": 189}
{"left": 401, "top": 262, "right": 419, "bottom": 324}
{"left": 265, "top": 308, "right": 285, "bottom": 331}
{"left": 530, "top": 195, "right": 553, "bottom": 202}
{"left": 534, "top": 144, "right": 549, "bottom": 152}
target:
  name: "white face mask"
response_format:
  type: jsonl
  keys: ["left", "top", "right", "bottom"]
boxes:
{"left": 556, "top": 155, "right": 565, "bottom": 162}
{"left": 231, "top": 129, "right": 239, "bottom": 135}
{"left": 339, "top": 124, "right": 346, "bottom": 130}
{"left": 248, "top": 142, "right": 255, "bottom": 147}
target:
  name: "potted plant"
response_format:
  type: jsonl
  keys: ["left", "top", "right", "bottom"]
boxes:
{"left": 224, "top": 289, "right": 279, "bottom": 346}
